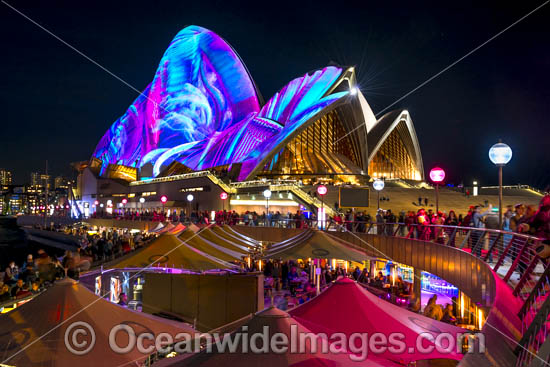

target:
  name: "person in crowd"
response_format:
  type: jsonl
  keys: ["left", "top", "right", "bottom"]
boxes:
{"left": 10, "top": 279, "right": 25, "bottom": 297}
{"left": 22, "top": 254, "right": 34, "bottom": 272}
{"left": 352, "top": 266, "right": 361, "bottom": 281}
{"left": 408, "top": 293, "right": 421, "bottom": 313}
{"left": 376, "top": 210, "right": 385, "bottom": 235}
{"left": 0, "top": 284, "right": 11, "bottom": 302}
{"left": 484, "top": 209, "right": 500, "bottom": 261}
{"left": 4, "top": 261, "right": 19, "bottom": 285}
{"left": 395, "top": 276, "right": 409, "bottom": 297}
{"left": 30, "top": 281, "right": 41, "bottom": 294}
{"left": 441, "top": 304, "right": 457, "bottom": 325}
{"left": 385, "top": 210, "right": 396, "bottom": 235}
{"left": 118, "top": 292, "right": 128, "bottom": 306}
{"left": 372, "top": 271, "right": 386, "bottom": 288}
{"left": 423, "top": 295, "right": 443, "bottom": 321}
{"left": 510, "top": 204, "right": 526, "bottom": 232}
{"left": 524, "top": 195, "right": 550, "bottom": 239}
{"left": 299, "top": 293, "right": 310, "bottom": 305}
{"left": 357, "top": 268, "right": 369, "bottom": 284}
{"left": 15, "top": 284, "right": 32, "bottom": 299}
{"left": 416, "top": 209, "right": 431, "bottom": 240}
{"left": 472, "top": 205, "right": 491, "bottom": 257}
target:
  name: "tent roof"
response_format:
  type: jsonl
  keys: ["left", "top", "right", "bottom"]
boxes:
{"left": 213, "top": 226, "right": 261, "bottom": 249}
{"left": 178, "top": 230, "right": 244, "bottom": 262}
{"left": 0, "top": 278, "right": 196, "bottom": 367}
{"left": 264, "top": 230, "right": 368, "bottom": 262}
{"left": 150, "top": 222, "right": 165, "bottom": 232}
{"left": 199, "top": 228, "right": 251, "bottom": 254}
{"left": 186, "top": 223, "right": 201, "bottom": 233}
{"left": 111, "top": 234, "right": 239, "bottom": 271}
{"left": 159, "top": 307, "right": 398, "bottom": 367}
{"left": 289, "top": 278, "right": 465, "bottom": 363}
{"left": 170, "top": 223, "right": 186, "bottom": 235}
{"left": 158, "top": 222, "right": 176, "bottom": 234}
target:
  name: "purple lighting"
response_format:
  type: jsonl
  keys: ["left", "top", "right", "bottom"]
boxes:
{"left": 92, "top": 26, "right": 349, "bottom": 180}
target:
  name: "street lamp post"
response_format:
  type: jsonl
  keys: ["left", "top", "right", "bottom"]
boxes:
{"left": 263, "top": 189, "right": 271, "bottom": 227}
{"left": 429, "top": 167, "right": 445, "bottom": 213}
{"left": 121, "top": 198, "right": 128, "bottom": 216}
{"left": 489, "top": 141, "right": 512, "bottom": 229}
{"left": 186, "top": 194, "right": 194, "bottom": 220}
{"left": 139, "top": 197, "right": 145, "bottom": 217}
{"left": 160, "top": 195, "right": 168, "bottom": 219}
{"left": 373, "top": 179, "right": 385, "bottom": 209}
{"left": 220, "top": 192, "right": 228, "bottom": 212}
{"left": 317, "top": 184, "right": 327, "bottom": 229}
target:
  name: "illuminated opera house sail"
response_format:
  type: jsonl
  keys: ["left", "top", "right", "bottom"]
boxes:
{"left": 92, "top": 25, "right": 424, "bottom": 183}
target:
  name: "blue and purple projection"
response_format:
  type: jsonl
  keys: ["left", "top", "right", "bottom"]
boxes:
{"left": 92, "top": 26, "right": 348, "bottom": 180}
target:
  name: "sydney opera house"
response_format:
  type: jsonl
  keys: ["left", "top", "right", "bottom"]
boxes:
{"left": 77, "top": 25, "right": 424, "bottom": 215}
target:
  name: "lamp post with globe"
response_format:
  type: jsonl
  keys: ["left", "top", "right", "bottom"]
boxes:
{"left": 220, "top": 192, "right": 228, "bottom": 212}
{"left": 139, "top": 197, "right": 145, "bottom": 215}
{"left": 186, "top": 194, "right": 194, "bottom": 220}
{"left": 263, "top": 189, "right": 272, "bottom": 227}
{"left": 373, "top": 179, "right": 385, "bottom": 209}
{"left": 429, "top": 167, "right": 445, "bottom": 214}
{"left": 317, "top": 185, "right": 328, "bottom": 229}
{"left": 160, "top": 195, "right": 168, "bottom": 219}
{"left": 489, "top": 141, "right": 513, "bottom": 229}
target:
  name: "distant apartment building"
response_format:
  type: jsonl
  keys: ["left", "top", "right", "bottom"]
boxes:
{"left": 0, "top": 168, "right": 12, "bottom": 185}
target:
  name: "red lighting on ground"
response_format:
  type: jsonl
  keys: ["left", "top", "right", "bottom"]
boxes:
{"left": 121, "top": 198, "right": 128, "bottom": 205}
{"left": 160, "top": 195, "right": 168, "bottom": 203}
{"left": 317, "top": 185, "right": 328, "bottom": 196}
{"left": 220, "top": 192, "right": 228, "bottom": 200}
{"left": 429, "top": 167, "right": 445, "bottom": 183}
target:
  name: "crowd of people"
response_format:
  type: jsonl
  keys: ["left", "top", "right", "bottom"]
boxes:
{"left": 87, "top": 194, "right": 550, "bottom": 243}
{"left": 254, "top": 259, "right": 461, "bottom": 326}
{"left": 1, "top": 250, "right": 64, "bottom": 303}
{"left": 1, "top": 227, "right": 155, "bottom": 305}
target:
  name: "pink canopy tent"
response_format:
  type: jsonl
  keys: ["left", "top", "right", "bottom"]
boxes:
{"left": 0, "top": 278, "right": 197, "bottom": 367}
{"left": 289, "top": 278, "right": 465, "bottom": 364}
{"left": 156, "top": 306, "right": 400, "bottom": 367}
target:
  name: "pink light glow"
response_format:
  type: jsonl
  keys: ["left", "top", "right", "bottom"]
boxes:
{"left": 429, "top": 167, "right": 445, "bottom": 183}
{"left": 121, "top": 198, "right": 128, "bottom": 205}
{"left": 317, "top": 185, "right": 328, "bottom": 196}
{"left": 160, "top": 195, "right": 168, "bottom": 203}
{"left": 220, "top": 192, "right": 228, "bottom": 200}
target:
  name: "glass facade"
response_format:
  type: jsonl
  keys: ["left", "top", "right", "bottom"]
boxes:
{"left": 258, "top": 109, "right": 364, "bottom": 179}
{"left": 368, "top": 121, "right": 422, "bottom": 180}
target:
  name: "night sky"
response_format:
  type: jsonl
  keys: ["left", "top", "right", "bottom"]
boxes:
{"left": 1, "top": 0, "right": 549, "bottom": 188}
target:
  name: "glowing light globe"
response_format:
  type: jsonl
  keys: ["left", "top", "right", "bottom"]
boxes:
{"left": 186, "top": 194, "right": 194, "bottom": 202}
{"left": 429, "top": 167, "right": 445, "bottom": 183}
{"left": 373, "top": 179, "right": 385, "bottom": 191}
{"left": 263, "top": 189, "right": 272, "bottom": 198}
{"left": 317, "top": 185, "right": 328, "bottom": 196}
{"left": 139, "top": 197, "right": 145, "bottom": 204}
{"left": 121, "top": 198, "right": 128, "bottom": 205}
{"left": 489, "top": 143, "right": 512, "bottom": 166}
{"left": 220, "top": 192, "right": 228, "bottom": 200}
{"left": 160, "top": 195, "right": 168, "bottom": 203}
